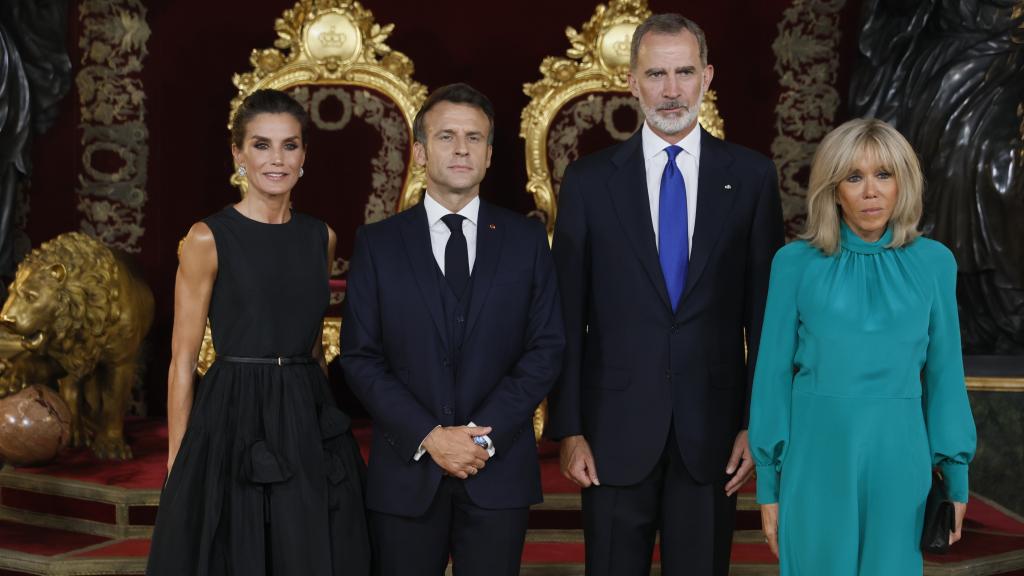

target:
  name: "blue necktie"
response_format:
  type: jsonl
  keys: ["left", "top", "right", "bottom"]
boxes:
{"left": 659, "top": 145, "right": 688, "bottom": 312}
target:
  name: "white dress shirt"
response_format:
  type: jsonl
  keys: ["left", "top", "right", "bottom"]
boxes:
{"left": 641, "top": 121, "right": 700, "bottom": 256}
{"left": 414, "top": 193, "right": 494, "bottom": 461}
{"left": 423, "top": 192, "right": 479, "bottom": 274}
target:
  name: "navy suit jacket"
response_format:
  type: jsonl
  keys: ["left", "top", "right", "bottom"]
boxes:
{"left": 547, "top": 128, "right": 784, "bottom": 486}
{"left": 341, "top": 200, "right": 565, "bottom": 516}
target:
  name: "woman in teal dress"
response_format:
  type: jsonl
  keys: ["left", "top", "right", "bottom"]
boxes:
{"left": 749, "top": 118, "right": 976, "bottom": 575}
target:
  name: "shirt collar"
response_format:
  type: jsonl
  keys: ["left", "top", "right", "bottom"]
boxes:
{"left": 641, "top": 120, "right": 702, "bottom": 164}
{"left": 423, "top": 192, "right": 480, "bottom": 228}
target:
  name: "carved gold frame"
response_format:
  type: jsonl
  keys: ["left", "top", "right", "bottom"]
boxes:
{"left": 520, "top": 0, "right": 725, "bottom": 235}
{"left": 226, "top": 0, "right": 427, "bottom": 210}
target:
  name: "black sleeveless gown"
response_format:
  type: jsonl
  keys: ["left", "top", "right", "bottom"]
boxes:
{"left": 147, "top": 206, "right": 371, "bottom": 576}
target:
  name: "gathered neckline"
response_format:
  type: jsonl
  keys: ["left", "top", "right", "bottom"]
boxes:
{"left": 839, "top": 219, "right": 892, "bottom": 255}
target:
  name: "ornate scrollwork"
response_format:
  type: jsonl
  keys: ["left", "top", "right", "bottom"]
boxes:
{"left": 76, "top": 0, "right": 151, "bottom": 253}
{"left": 520, "top": 0, "right": 724, "bottom": 234}
{"left": 770, "top": 0, "right": 846, "bottom": 238}
{"left": 227, "top": 0, "right": 427, "bottom": 209}
{"left": 322, "top": 317, "right": 341, "bottom": 364}
{"left": 289, "top": 87, "right": 409, "bottom": 225}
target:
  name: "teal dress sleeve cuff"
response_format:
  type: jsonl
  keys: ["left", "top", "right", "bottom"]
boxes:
{"left": 756, "top": 464, "right": 779, "bottom": 504}
{"left": 941, "top": 462, "right": 969, "bottom": 503}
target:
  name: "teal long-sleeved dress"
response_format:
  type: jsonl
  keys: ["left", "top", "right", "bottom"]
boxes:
{"left": 749, "top": 222, "right": 977, "bottom": 575}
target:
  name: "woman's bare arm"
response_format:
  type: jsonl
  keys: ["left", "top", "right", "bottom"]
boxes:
{"left": 166, "top": 222, "right": 217, "bottom": 472}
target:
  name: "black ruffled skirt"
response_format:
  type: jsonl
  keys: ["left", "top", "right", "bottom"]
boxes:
{"left": 147, "top": 362, "right": 370, "bottom": 576}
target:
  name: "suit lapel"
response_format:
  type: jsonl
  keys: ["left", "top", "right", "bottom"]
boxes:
{"left": 464, "top": 201, "right": 502, "bottom": 340}
{"left": 399, "top": 204, "right": 449, "bottom": 348}
{"left": 608, "top": 132, "right": 673, "bottom": 312}
{"left": 677, "top": 129, "right": 737, "bottom": 314}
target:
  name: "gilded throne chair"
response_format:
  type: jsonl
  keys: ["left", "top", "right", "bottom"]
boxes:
{"left": 197, "top": 0, "right": 428, "bottom": 374}
{"left": 519, "top": 0, "right": 725, "bottom": 436}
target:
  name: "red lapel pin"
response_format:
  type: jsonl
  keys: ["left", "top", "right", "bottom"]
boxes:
{"left": 488, "top": 224, "right": 496, "bottom": 230}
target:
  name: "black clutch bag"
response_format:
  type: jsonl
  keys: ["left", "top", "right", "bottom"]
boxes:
{"left": 921, "top": 469, "right": 955, "bottom": 554}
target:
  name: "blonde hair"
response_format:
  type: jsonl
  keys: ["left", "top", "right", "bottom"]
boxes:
{"left": 801, "top": 118, "right": 923, "bottom": 255}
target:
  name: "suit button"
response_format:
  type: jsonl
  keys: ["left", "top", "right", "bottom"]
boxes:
{"left": 670, "top": 322, "right": 680, "bottom": 334}
{"left": 443, "top": 358, "right": 450, "bottom": 368}
{"left": 443, "top": 405, "right": 453, "bottom": 415}
{"left": 664, "top": 369, "right": 672, "bottom": 381}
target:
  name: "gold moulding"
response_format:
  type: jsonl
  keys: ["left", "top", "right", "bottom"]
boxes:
{"left": 598, "top": 23, "right": 637, "bottom": 68}
{"left": 227, "top": 0, "right": 427, "bottom": 208}
{"left": 306, "top": 14, "right": 361, "bottom": 62}
{"left": 966, "top": 376, "right": 1024, "bottom": 392}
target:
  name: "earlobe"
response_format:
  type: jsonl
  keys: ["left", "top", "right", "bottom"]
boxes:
{"left": 413, "top": 142, "right": 427, "bottom": 167}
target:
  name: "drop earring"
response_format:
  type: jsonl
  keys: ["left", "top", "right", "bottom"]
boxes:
{"left": 237, "top": 166, "right": 247, "bottom": 177}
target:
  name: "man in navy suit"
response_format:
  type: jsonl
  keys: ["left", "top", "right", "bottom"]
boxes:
{"left": 548, "top": 14, "right": 785, "bottom": 576}
{"left": 341, "top": 83, "right": 565, "bottom": 576}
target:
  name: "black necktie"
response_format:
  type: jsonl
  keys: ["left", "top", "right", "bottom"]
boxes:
{"left": 442, "top": 214, "right": 469, "bottom": 299}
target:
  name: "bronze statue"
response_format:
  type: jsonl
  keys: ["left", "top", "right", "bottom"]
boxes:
{"left": 849, "top": 0, "right": 1024, "bottom": 353}
{"left": 0, "top": 0, "right": 72, "bottom": 289}
{"left": 0, "top": 346, "right": 61, "bottom": 399}
{"left": 0, "top": 232, "right": 153, "bottom": 459}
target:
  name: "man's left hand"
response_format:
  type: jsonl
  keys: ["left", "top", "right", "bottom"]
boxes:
{"left": 724, "top": 429, "right": 754, "bottom": 497}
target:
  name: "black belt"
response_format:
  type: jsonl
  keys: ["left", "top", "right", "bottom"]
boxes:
{"left": 217, "top": 355, "right": 316, "bottom": 366}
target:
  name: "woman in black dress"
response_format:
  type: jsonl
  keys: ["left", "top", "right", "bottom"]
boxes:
{"left": 147, "top": 89, "right": 370, "bottom": 576}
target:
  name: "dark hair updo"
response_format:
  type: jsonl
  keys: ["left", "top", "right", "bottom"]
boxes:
{"left": 230, "top": 89, "right": 311, "bottom": 149}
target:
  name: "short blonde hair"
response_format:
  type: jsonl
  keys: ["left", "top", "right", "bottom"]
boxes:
{"left": 801, "top": 118, "right": 923, "bottom": 255}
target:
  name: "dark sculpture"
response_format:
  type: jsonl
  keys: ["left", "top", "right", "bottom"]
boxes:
{"left": 0, "top": 0, "right": 72, "bottom": 290}
{"left": 850, "top": 0, "right": 1024, "bottom": 354}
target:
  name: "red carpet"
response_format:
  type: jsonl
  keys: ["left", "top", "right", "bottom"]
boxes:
{"left": 11, "top": 419, "right": 168, "bottom": 490}
{"left": 1, "top": 419, "right": 1022, "bottom": 575}
{"left": 518, "top": 541, "right": 780, "bottom": 565}
{"left": 71, "top": 540, "right": 150, "bottom": 559}
{"left": 0, "top": 521, "right": 108, "bottom": 556}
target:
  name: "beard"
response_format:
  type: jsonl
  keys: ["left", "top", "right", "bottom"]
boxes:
{"left": 640, "top": 89, "right": 704, "bottom": 136}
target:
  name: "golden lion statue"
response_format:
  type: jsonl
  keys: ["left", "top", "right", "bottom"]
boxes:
{"left": 0, "top": 232, "right": 154, "bottom": 459}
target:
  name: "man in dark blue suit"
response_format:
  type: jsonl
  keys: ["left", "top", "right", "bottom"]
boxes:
{"left": 341, "top": 83, "right": 565, "bottom": 576}
{"left": 548, "top": 14, "right": 785, "bottom": 576}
